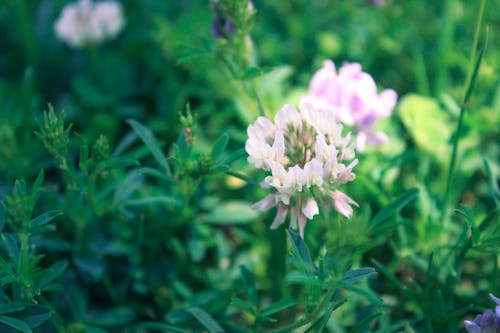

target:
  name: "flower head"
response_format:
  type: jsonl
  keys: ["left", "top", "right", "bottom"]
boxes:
{"left": 464, "top": 293, "right": 500, "bottom": 333}
{"left": 54, "top": 0, "right": 125, "bottom": 48}
{"left": 302, "top": 60, "right": 397, "bottom": 151}
{"left": 247, "top": 103, "right": 358, "bottom": 237}
{"left": 210, "top": 0, "right": 254, "bottom": 39}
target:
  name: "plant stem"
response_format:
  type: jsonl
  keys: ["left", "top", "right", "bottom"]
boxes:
{"left": 18, "top": 232, "right": 31, "bottom": 302}
{"left": 441, "top": 0, "right": 486, "bottom": 223}
{"left": 264, "top": 284, "right": 337, "bottom": 333}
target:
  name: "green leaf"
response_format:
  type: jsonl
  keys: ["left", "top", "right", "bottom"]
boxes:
{"left": 38, "top": 260, "right": 68, "bottom": 289}
{"left": 133, "top": 322, "right": 191, "bottom": 333}
{"left": 97, "top": 157, "right": 140, "bottom": 171}
{"left": 398, "top": 94, "right": 451, "bottom": 164}
{"left": 339, "top": 267, "right": 377, "bottom": 286}
{"left": 127, "top": 119, "right": 169, "bottom": 172}
{"left": 230, "top": 298, "right": 255, "bottom": 315}
{"left": 188, "top": 307, "right": 225, "bottom": 333}
{"left": 89, "top": 307, "right": 135, "bottom": 327}
{"left": 125, "top": 196, "right": 181, "bottom": 208}
{"left": 187, "top": 228, "right": 206, "bottom": 262}
{"left": 285, "top": 271, "right": 322, "bottom": 286}
{"left": 0, "top": 304, "right": 24, "bottom": 315}
{"left": 455, "top": 206, "right": 480, "bottom": 244}
{"left": 351, "top": 312, "right": 382, "bottom": 333}
{"left": 287, "top": 229, "right": 315, "bottom": 273}
{"left": 260, "top": 298, "right": 296, "bottom": 317}
{"left": 30, "top": 210, "right": 63, "bottom": 228}
{"left": 17, "top": 305, "right": 53, "bottom": 329}
{"left": 484, "top": 160, "right": 500, "bottom": 204}
{"left": 205, "top": 201, "right": 258, "bottom": 224}
{"left": 165, "top": 309, "right": 191, "bottom": 324}
{"left": 370, "top": 188, "right": 419, "bottom": 234}
{"left": 223, "top": 148, "right": 247, "bottom": 165}
{"left": 30, "top": 170, "right": 44, "bottom": 209}
{"left": 305, "top": 299, "right": 346, "bottom": 333}
{"left": 211, "top": 133, "right": 229, "bottom": 163}
{"left": 240, "top": 266, "right": 258, "bottom": 307}
{"left": 0, "top": 316, "right": 32, "bottom": 333}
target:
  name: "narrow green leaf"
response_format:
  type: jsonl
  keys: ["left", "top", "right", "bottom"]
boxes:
{"left": 205, "top": 201, "right": 258, "bottom": 224}
{"left": 97, "top": 157, "right": 140, "bottom": 171}
{"left": 165, "top": 309, "right": 191, "bottom": 324}
{"left": 484, "top": 160, "right": 500, "bottom": 203}
{"left": 230, "top": 298, "right": 255, "bottom": 315}
{"left": 370, "top": 188, "right": 419, "bottom": 227}
{"left": 285, "top": 271, "right": 322, "bottom": 286}
{"left": 18, "top": 305, "right": 53, "bottom": 329}
{"left": 479, "top": 208, "right": 500, "bottom": 234}
{"left": 125, "top": 196, "right": 181, "bottom": 208}
{"left": 240, "top": 266, "right": 258, "bottom": 307}
{"left": 89, "top": 307, "right": 135, "bottom": 327}
{"left": 350, "top": 312, "right": 382, "bottom": 333}
{"left": 211, "top": 133, "right": 229, "bottom": 163}
{"left": 39, "top": 260, "right": 68, "bottom": 289}
{"left": 127, "top": 119, "right": 169, "bottom": 172}
{"left": 30, "top": 210, "right": 63, "bottom": 228}
{"left": 188, "top": 307, "right": 225, "bottom": 333}
{"left": 0, "top": 315, "right": 32, "bottom": 333}
{"left": 29, "top": 170, "right": 44, "bottom": 209}
{"left": 260, "top": 298, "right": 296, "bottom": 317}
{"left": 0, "top": 304, "right": 24, "bottom": 315}
{"left": 304, "top": 299, "right": 346, "bottom": 333}
{"left": 0, "top": 256, "right": 14, "bottom": 276}
{"left": 339, "top": 267, "right": 377, "bottom": 286}
{"left": 133, "top": 322, "right": 191, "bottom": 333}
{"left": 223, "top": 148, "right": 247, "bottom": 164}
{"left": 287, "top": 229, "right": 315, "bottom": 273}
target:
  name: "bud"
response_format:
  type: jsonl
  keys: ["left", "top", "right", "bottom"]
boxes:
{"left": 35, "top": 106, "right": 72, "bottom": 167}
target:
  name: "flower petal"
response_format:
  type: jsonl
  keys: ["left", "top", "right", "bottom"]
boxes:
{"left": 330, "top": 190, "right": 358, "bottom": 218}
{"left": 302, "top": 197, "right": 319, "bottom": 220}
{"left": 490, "top": 293, "right": 500, "bottom": 305}
{"left": 270, "top": 203, "right": 288, "bottom": 229}
{"left": 251, "top": 194, "right": 277, "bottom": 211}
{"left": 464, "top": 320, "right": 481, "bottom": 333}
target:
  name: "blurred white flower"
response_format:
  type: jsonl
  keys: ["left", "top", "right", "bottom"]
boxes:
{"left": 302, "top": 60, "right": 397, "bottom": 151}
{"left": 54, "top": 0, "right": 125, "bottom": 48}
{"left": 247, "top": 102, "right": 358, "bottom": 238}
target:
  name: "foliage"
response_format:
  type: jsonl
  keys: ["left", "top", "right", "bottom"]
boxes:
{"left": 0, "top": 0, "right": 498, "bottom": 332}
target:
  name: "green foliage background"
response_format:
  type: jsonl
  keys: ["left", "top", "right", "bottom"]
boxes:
{"left": 0, "top": 0, "right": 498, "bottom": 332}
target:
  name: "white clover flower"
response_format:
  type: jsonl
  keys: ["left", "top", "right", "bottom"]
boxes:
{"left": 302, "top": 60, "right": 398, "bottom": 151}
{"left": 247, "top": 102, "right": 358, "bottom": 238}
{"left": 54, "top": 0, "right": 125, "bottom": 48}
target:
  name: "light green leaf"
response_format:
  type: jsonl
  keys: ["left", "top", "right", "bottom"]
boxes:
{"left": 205, "top": 201, "right": 258, "bottom": 224}
{"left": 30, "top": 210, "right": 63, "bottom": 228}
{"left": 127, "top": 119, "right": 169, "bottom": 172}
{"left": 370, "top": 188, "right": 419, "bottom": 235}
{"left": 339, "top": 267, "right": 377, "bottom": 286}
{"left": 398, "top": 94, "right": 451, "bottom": 164}
{"left": 260, "top": 298, "right": 296, "bottom": 317}
{"left": 188, "top": 307, "right": 225, "bottom": 333}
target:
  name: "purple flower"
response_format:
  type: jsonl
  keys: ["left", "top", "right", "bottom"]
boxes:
{"left": 464, "top": 294, "right": 500, "bottom": 333}
{"left": 210, "top": 0, "right": 254, "bottom": 39}
{"left": 211, "top": 16, "right": 236, "bottom": 39}
{"left": 302, "top": 60, "right": 397, "bottom": 151}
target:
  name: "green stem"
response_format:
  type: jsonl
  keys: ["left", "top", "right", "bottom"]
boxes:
{"left": 250, "top": 81, "right": 265, "bottom": 117}
{"left": 434, "top": 0, "right": 456, "bottom": 96}
{"left": 18, "top": 232, "right": 31, "bottom": 302}
{"left": 441, "top": 0, "right": 486, "bottom": 223}
{"left": 264, "top": 285, "right": 337, "bottom": 333}
{"left": 13, "top": 0, "right": 36, "bottom": 64}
